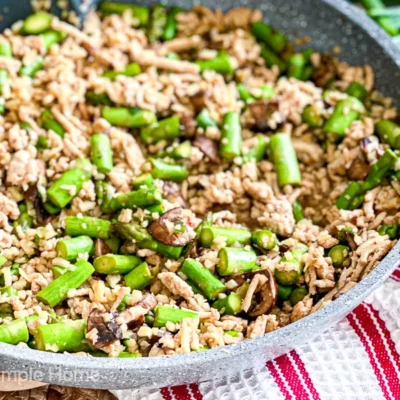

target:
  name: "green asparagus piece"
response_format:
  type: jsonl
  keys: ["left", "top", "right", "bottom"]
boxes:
{"left": 336, "top": 181, "right": 363, "bottom": 210}
{"left": 165, "top": 52, "right": 180, "bottom": 60}
{"left": 217, "top": 247, "right": 258, "bottom": 276}
{"left": 293, "top": 201, "right": 305, "bottom": 222}
{"left": 378, "top": 224, "right": 399, "bottom": 240}
{"left": 0, "top": 42, "right": 11, "bottom": 58}
{"left": 40, "top": 109, "right": 65, "bottom": 137}
{"left": 148, "top": 158, "right": 188, "bottom": 182}
{"left": 22, "top": 12, "right": 52, "bottom": 35}
{"left": 323, "top": 96, "right": 365, "bottom": 136}
{"left": 212, "top": 293, "right": 242, "bottom": 315}
{"left": 251, "top": 21, "right": 287, "bottom": 53}
{"left": 301, "top": 65, "right": 313, "bottom": 81}
{"left": 132, "top": 173, "right": 154, "bottom": 190}
{"left": 269, "top": 133, "right": 302, "bottom": 186}
{"left": 361, "top": 0, "right": 398, "bottom": 36}
{"left": 56, "top": 236, "right": 94, "bottom": 261}
{"left": 103, "top": 63, "right": 141, "bottom": 80}
{"left": 153, "top": 306, "right": 199, "bottom": 328}
{"left": 328, "top": 245, "right": 350, "bottom": 268}
{"left": 302, "top": 105, "right": 323, "bottom": 128}
{"left": 47, "top": 168, "right": 89, "bottom": 208}
{"left": 200, "top": 226, "right": 251, "bottom": 248}
{"left": 225, "top": 330, "right": 239, "bottom": 337}
{"left": 0, "top": 255, "right": 7, "bottom": 267}
{"left": 243, "top": 136, "right": 267, "bottom": 162}
{"left": 251, "top": 230, "right": 277, "bottom": 251}
{"left": 65, "top": 216, "right": 111, "bottom": 239}
{"left": 288, "top": 53, "right": 306, "bottom": 80}
{"left": 85, "top": 91, "right": 114, "bottom": 107}
{"left": 94, "top": 254, "right": 141, "bottom": 275}
{"left": 112, "top": 221, "right": 183, "bottom": 259}
{"left": 51, "top": 266, "right": 67, "bottom": 279}
{"left": 0, "top": 287, "right": 17, "bottom": 297}
{"left": 13, "top": 203, "right": 32, "bottom": 231}
{"left": 196, "top": 109, "right": 218, "bottom": 129}
{"left": 117, "top": 294, "right": 131, "bottom": 312}
{"left": 375, "top": 120, "right": 400, "bottom": 150}
{"left": 104, "top": 237, "right": 121, "bottom": 254}
{"left": 37, "top": 260, "right": 94, "bottom": 307}
{"left": 148, "top": 5, "right": 168, "bottom": 43}
{"left": 40, "top": 29, "right": 66, "bottom": 51}
{"left": 124, "top": 261, "right": 153, "bottom": 290}
{"left": 277, "top": 284, "right": 293, "bottom": 301}
{"left": 181, "top": 258, "right": 226, "bottom": 300}
{"left": 253, "top": 84, "right": 275, "bottom": 100}
{"left": 162, "top": 6, "right": 182, "bottom": 41}
{"left": 0, "top": 263, "right": 19, "bottom": 287}
{"left": 36, "top": 135, "right": 49, "bottom": 151}
{"left": 20, "top": 57, "right": 44, "bottom": 77}
{"left": 102, "top": 107, "right": 157, "bottom": 128}
{"left": 35, "top": 319, "right": 88, "bottom": 352}
{"left": 164, "top": 141, "right": 192, "bottom": 160}
{"left": 74, "top": 157, "right": 92, "bottom": 179}
{"left": 108, "top": 187, "right": 162, "bottom": 211}
{"left": 274, "top": 246, "right": 307, "bottom": 285}
{"left": 196, "top": 51, "right": 234, "bottom": 75}
{"left": 90, "top": 133, "right": 113, "bottom": 174}
{"left": 99, "top": 2, "right": 149, "bottom": 25}
{"left": 237, "top": 83, "right": 255, "bottom": 104}
{"left": 289, "top": 287, "right": 308, "bottom": 306}
{"left": 260, "top": 45, "right": 287, "bottom": 73}
{"left": 141, "top": 116, "right": 180, "bottom": 144}
{"left": 220, "top": 111, "right": 242, "bottom": 161}
{"left": 346, "top": 81, "right": 368, "bottom": 101}
{"left": 362, "top": 149, "right": 397, "bottom": 192}
{"left": 0, "top": 318, "right": 29, "bottom": 345}
{"left": 118, "top": 352, "right": 141, "bottom": 358}
{"left": 0, "top": 42, "right": 11, "bottom": 100}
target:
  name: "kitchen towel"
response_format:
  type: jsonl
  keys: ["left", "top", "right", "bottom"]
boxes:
{"left": 112, "top": 266, "right": 400, "bottom": 400}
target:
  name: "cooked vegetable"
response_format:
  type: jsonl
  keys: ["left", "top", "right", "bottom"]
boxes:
{"left": 180, "top": 258, "right": 226, "bottom": 300}
{"left": 269, "top": 133, "right": 302, "bottom": 186}
{"left": 36, "top": 260, "right": 95, "bottom": 307}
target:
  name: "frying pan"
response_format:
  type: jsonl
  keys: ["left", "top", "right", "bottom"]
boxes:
{"left": 0, "top": 0, "right": 400, "bottom": 390}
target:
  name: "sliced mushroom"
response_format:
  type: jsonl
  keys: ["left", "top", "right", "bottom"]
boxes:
{"left": 180, "top": 115, "right": 197, "bottom": 138}
{"left": 233, "top": 269, "right": 277, "bottom": 317}
{"left": 93, "top": 238, "right": 111, "bottom": 258}
{"left": 136, "top": 293, "right": 157, "bottom": 311}
{"left": 162, "top": 182, "right": 187, "bottom": 208}
{"left": 87, "top": 308, "right": 123, "bottom": 349}
{"left": 344, "top": 231, "right": 357, "bottom": 252}
{"left": 126, "top": 294, "right": 157, "bottom": 329}
{"left": 189, "top": 90, "right": 209, "bottom": 112}
{"left": 148, "top": 207, "right": 192, "bottom": 246}
{"left": 347, "top": 158, "right": 371, "bottom": 181}
{"left": 193, "top": 135, "right": 220, "bottom": 164}
{"left": 24, "top": 185, "right": 53, "bottom": 226}
{"left": 248, "top": 100, "right": 278, "bottom": 132}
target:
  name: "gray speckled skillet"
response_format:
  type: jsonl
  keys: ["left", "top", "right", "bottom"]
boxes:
{"left": 0, "top": 0, "right": 399, "bottom": 390}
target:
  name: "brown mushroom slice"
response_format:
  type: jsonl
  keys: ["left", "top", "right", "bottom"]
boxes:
{"left": 93, "top": 238, "right": 111, "bottom": 258}
{"left": 193, "top": 135, "right": 220, "bottom": 164}
{"left": 87, "top": 308, "right": 123, "bottom": 349}
{"left": 189, "top": 90, "right": 209, "bottom": 112}
{"left": 125, "top": 294, "right": 157, "bottom": 329}
{"left": 136, "top": 293, "right": 157, "bottom": 311}
{"left": 235, "top": 269, "right": 277, "bottom": 317}
{"left": 24, "top": 184, "right": 54, "bottom": 225}
{"left": 148, "top": 207, "right": 192, "bottom": 246}
{"left": 347, "top": 158, "right": 371, "bottom": 181}
{"left": 248, "top": 100, "right": 278, "bottom": 132}
{"left": 163, "top": 182, "right": 187, "bottom": 208}
{"left": 180, "top": 116, "right": 197, "bottom": 138}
